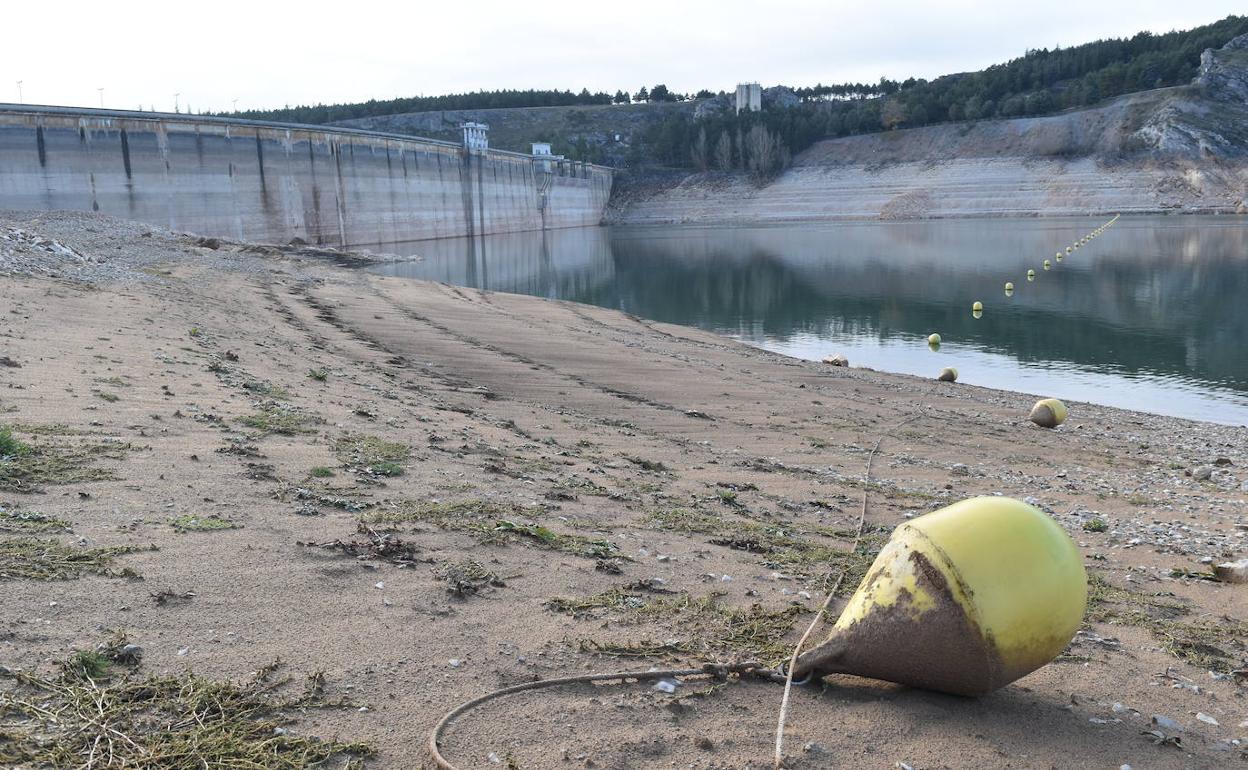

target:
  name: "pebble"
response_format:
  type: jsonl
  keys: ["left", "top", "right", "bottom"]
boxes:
{"left": 1213, "top": 559, "right": 1248, "bottom": 584}
{"left": 374, "top": 581, "right": 385, "bottom": 589}
{"left": 1191, "top": 465, "right": 1214, "bottom": 481}
{"left": 449, "top": 659, "right": 462, "bottom": 668}
{"left": 652, "top": 678, "right": 680, "bottom": 694}
{"left": 1196, "top": 712, "right": 1219, "bottom": 726}
{"left": 1151, "top": 714, "right": 1183, "bottom": 731}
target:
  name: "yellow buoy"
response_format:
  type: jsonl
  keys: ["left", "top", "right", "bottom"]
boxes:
{"left": 792, "top": 496, "right": 1087, "bottom": 696}
{"left": 972, "top": 301, "right": 983, "bottom": 312}
{"left": 927, "top": 333, "right": 941, "bottom": 346}
{"left": 1027, "top": 269, "right": 1035, "bottom": 281}
{"left": 937, "top": 366, "right": 958, "bottom": 382}
{"left": 1043, "top": 260, "right": 1051, "bottom": 270}
{"left": 1004, "top": 281, "right": 1014, "bottom": 291}
{"left": 1056, "top": 253, "right": 1063, "bottom": 262}
{"left": 1065, "top": 247, "right": 1072, "bottom": 254}
{"left": 1029, "top": 398, "right": 1068, "bottom": 428}
{"left": 1055, "top": 252, "right": 1061, "bottom": 259}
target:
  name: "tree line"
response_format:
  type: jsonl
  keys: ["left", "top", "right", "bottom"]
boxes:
{"left": 637, "top": 14, "right": 1248, "bottom": 172}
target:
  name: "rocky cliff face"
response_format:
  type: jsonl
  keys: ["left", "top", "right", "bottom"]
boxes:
{"left": 1132, "top": 33, "right": 1248, "bottom": 159}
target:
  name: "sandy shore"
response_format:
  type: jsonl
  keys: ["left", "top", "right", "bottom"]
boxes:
{"left": 1, "top": 211, "right": 1245, "bottom": 769}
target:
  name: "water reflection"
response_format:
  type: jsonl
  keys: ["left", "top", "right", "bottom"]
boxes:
{"left": 367, "top": 216, "right": 1248, "bottom": 424}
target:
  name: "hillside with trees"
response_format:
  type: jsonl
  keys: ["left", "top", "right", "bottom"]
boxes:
{"left": 229, "top": 15, "right": 1247, "bottom": 175}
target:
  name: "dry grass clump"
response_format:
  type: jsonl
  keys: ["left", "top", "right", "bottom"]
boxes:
{"left": 548, "top": 589, "right": 805, "bottom": 665}
{"left": 0, "top": 538, "right": 152, "bottom": 581}
{"left": 169, "top": 514, "right": 239, "bottom": 533}
{"left": 0, "top": 429, "right": 127, "bottom": 493}
{"left": 0, "top": 648, "right": 371, "bottom": 769}
{"left": 645, "top": 507, "right": 885, "bottom": 595}
{"left": 1086, "top": 573, "right": 1248, "bottom": 673}
{"left": 360, "top": 499, "right": 618, "bottom": 559}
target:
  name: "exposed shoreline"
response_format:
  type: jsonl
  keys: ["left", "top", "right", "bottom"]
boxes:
{"left": 1, "top": 211, "right": 1245, "bottom": 768}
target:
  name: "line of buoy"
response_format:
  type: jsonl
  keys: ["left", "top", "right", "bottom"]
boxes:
{"left": 925, "top": 215, "right": 1119, "bottom": 391}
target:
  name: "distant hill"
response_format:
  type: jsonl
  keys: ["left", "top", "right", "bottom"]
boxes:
{"left": 227, "top": 15, "right": 1248, "bottom": 171}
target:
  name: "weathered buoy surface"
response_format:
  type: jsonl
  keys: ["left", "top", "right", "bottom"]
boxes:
{"left": 927, "top": 333, "right": 941, "bottom": 345}
{"left": 1029, "top": 398, "right": 1068, "bottom": 428}
{"left": 937, "top": 367, "right": 958, "bottom": 382}
{"left": 792, "top": 496, "right": 1087, "bottom": 696}
{"left": 822, "top": 354, "right": 849, "bottom": 367}
{"left": 971, "top": 301, "right": 983, "bottom": 312}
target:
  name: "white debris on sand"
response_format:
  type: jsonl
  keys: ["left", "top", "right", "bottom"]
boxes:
{"left": 0, "top": 226, "right": 91, "bottom": 275}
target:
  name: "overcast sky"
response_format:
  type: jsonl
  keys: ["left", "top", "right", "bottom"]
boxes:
{"left": 2, "top": 1, "right": 1243, "bottom": 113}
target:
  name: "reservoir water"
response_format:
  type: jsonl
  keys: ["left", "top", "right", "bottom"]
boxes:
{"left": 368, "top": 216, "right": 1248, "bottom": 425}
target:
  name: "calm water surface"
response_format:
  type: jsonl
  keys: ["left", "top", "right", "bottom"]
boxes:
{"left": 368, "top": 216, "right": 1248, "bottom": 425}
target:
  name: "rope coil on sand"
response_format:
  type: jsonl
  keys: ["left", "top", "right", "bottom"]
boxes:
{"left": 427, "top": 404, "right": 930, "bottom": 770}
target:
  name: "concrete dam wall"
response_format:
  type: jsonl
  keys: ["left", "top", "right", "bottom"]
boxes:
{"left": 0, "top": 106, "right": 613, "bottom": 246}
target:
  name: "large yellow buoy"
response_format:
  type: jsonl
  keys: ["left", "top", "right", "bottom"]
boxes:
{"left": 1029, "top": 398, "right": 1068, "bottom": 428}
{"left": 791, "top": 497, "right": 1087, "bottom": 696}
{"left": 927, "top": 333, "right": 941, "bottom": 345}
{"left": 971, "top": 301, "right": 983, "bottom": 312}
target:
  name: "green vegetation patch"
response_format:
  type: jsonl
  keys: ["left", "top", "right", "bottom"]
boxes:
{"left": 170, "top": 515, "right": 239, "bottom": 533}
{"left": 1086, "top": 573, "right": 1247, "bottom": 673}
{"left": 0, "top": 433, "right": 128, "bottom": 493}
{"left": 0, "top": 508, "right": 71, "bottom": 534}
{"left": 549, "top": 589, "right": 805, "bottom": 665}
{"left": 0, "top": 651, "right": 370, "bottom": 769}
{"left": 333, "top": 433, "right": 410, "bottom": 476}
{"left": 238, "top": 403, "right": 320, "bottom": 435}
{"left": 361, "top": 499, "right": 617, "bottom": 559}
{"left": 0, "top": 425, "right": 30, "bottom": 456}
{"left": 309, "top": 466, "right": 335, "bottom": 478}
{"left": 0, "top": 538, "right": 152, "bottom": 580}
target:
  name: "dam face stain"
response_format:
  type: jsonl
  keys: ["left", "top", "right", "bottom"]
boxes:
{"left": 35, "top": 126, "right": 46, "bottom": 168}
{"left": 119, "top": 130, "right": 132, "bottom": 178}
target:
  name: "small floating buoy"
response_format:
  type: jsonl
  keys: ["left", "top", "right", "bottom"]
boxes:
{"left": 1004, "top": 287, "right": 1014, "bottom": 297}
{"left": 822, "top": 354, "right": 849, "bottom": 367}
{"left": 791, "top": 496, "right": 1087, "bottom": 696}
{"left": 972, "top": 301, "right": 983, "bottom": 312}
{"left": 1043, "top": 260, "right": 1051, "bottom": 270}
{"left": 937, "top": 367, "right": 958, "bottom": 382}
{"left": 1056, "top": 253, "right": 1063, "bottom": 262}
{"left": 1027, "top": 269, "right": 1036, "bottom": 281}
{"left": 1029, "top": 398, "right": 1068, "bottom": 428}
{"left": 1065, "top": 247, "right": 1072, "bottom": 254}
{"left": 927, "top": 333, "right": 941, "bottom": 346}
{"left": 1004, "top": 281, "right": 1014, "bottom": 291}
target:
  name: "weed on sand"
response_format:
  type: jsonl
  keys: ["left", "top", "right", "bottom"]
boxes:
{"left": 238, "top": 403, "right": 320, "bottom": 436}
{"left": 0, "top": 507, "right": 71, "bottom": 534}
{"left": 170, "top": 514, "right": 239, "bottom": 533}
{"left": 0, "top": 649, "right": 371, "bottom": 769}
{"left": 333, "top": 433, "right": 409, "bottom": 476}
